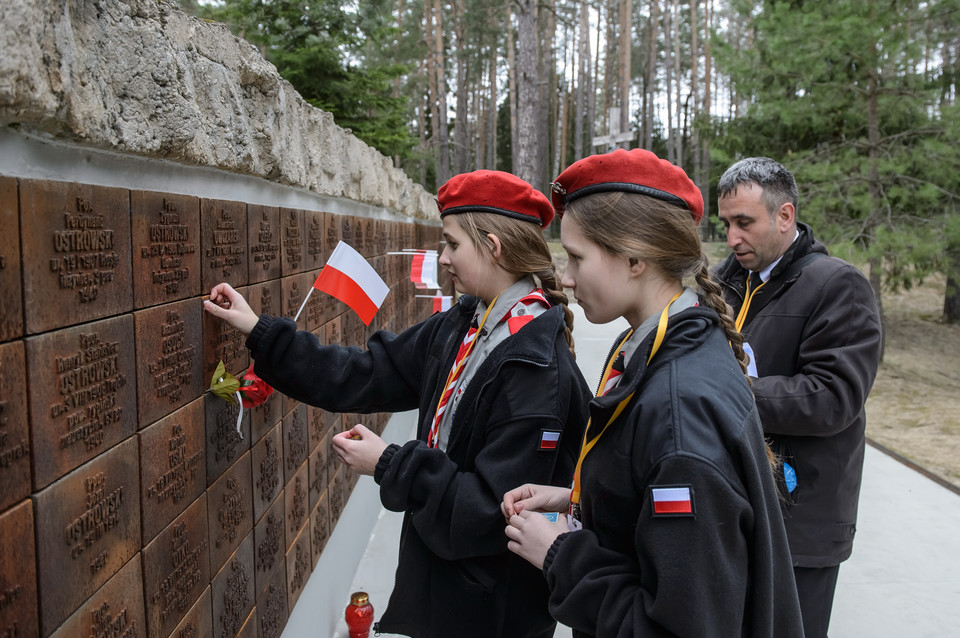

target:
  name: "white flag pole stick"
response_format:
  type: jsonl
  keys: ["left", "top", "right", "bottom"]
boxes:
{"left": 293, "top": 287, "right": 315, "bottom": 322}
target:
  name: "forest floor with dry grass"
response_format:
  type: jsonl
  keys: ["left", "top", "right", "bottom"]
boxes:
{"left": 551, "top": 240, "right": 960, "bottom": 489}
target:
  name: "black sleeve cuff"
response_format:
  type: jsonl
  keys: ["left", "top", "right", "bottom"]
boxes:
{"left": 374, "top": 443, "right": 401, "bottom": 484}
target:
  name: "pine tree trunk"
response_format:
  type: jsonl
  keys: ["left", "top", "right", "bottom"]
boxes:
{"left": 515, "top": 0, "right": 541, "bottom": 186}
{"left": 574, "top": 0, "right": 590, "bottom": 160}
{"left": 619, "top": 0, "right": 632, "bottom": 148}
{"left": 690, "top": 0, "right": 700, "bottom": 196}
{"left": 487, "top": 5, "right": 498, "bottom": 170}
{"left": 644, "top": 0, "right": 659, "bottom": 150}
{"left": 433, "top": 0, "right": 450, "bottom": 186}
{"left": 701, "top": 0, "right": 712, "bottom": 224}
{"left": 672, "top": 0, "right": 682, "bottom": 164}
{"left": 507, "top": 5, "right": 519, "bottom": 172}
{"left": 453, "top": 0, "right": 469, "bottom": 175}
{"left": 664, "top": 2, "right": 674, "bottom": 163}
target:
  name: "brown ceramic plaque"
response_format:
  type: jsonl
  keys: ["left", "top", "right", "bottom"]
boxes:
{"left": 143, "top": 493, "right": 210, "bottom": 638}
{"left": 169, "top": 586, "right": 214, "bottom": 638}
{"left": 19, "top": 179, "right": 133, "bottom": 334}
{"left": 135, "top": 298, "right": 204, "bottom": 426}
{"left": 207, "top": 452, "right": 253, "bottom": 573}
{"left": 200, "top": 198, "right": 248, "bottom": 292}
{"left": 283, "top": 462, "right": 309, "bottom": 550}
{"left": 303, "top": 210, "right": 325, "bottom": 272}
{"left": 352, "top": 217, "right": 366, "bottom": 258}
{"left": 279, "top": 208, "right": 305, "bottom": 276}
{"left": 25, "top": 315, "right": 137, "bottom": 489}
{"left": 247, "top": 204, "right": 281, "bottom": 283}
{"left": 0, "top": 500, "right": 38, "bottom": 638}
{"left": 131, "top": 190, "right": 202, "bottom": 309}
{"left": 309, "top": 492, "right": 330, "bottom": 569}
{"left": 202, "top": 285, "right": 250, "bottom": 393}
{"left": 246, "top": 279, "right": 282, "bottom": 321}
{"left": 251, "top": 423, "right": 282, "bottom": 523}
{"left": 280, "top": 272, "right": 311, "bottom": 331}
{"left": 324, "top": 316, "right": 341, "bottom": 347}
{"left": 49, "top": 554, "right": 145, "bottom": 638}
{"left": 33, "top": 437, "right": 141, "bottom": 633}
{"left": 0, "top": 342, "right": 31, "bottom": 510}
{"left": 253, "top": 492, "right": 285, "bottom": 601}
{"left": 139, "top": 399, "right": 206, "bottom": 543}
{"left": 328, "top": 466, "right": 344, "bottom": 530}
{"left": 0, "top": 177, "right": 22, "bottom": 341}
{"left": 308, "top": 429, "right": 331, "bottom": 511}
{"left": 338, "top": 214, "right": 355, "bottom": 254}
{"left": 236, "top": 608, "right": 257, "bottom": 638}
{"left": 282, "top": 404, "right": 308, "bottom": 486}
{"left": 205, "top": 391, "right": 251, "bottom": 486}
{"left": 306, "top": 403, "right": 331, "bottom": 454}
{"left": 302, "top": 269, "right": 326, "bottom": 332}
{"left": 284, "top": 522, "right": 312, "bottom": 612}
{"left": 211, "top": 532, "right": 254, "bottom": 638}
{"left": 364, "top": 217, "right": 377, "bottom": 257}
{"left": 323, "top": 210, "right": 341, "bottom": 258}
{"left": 255, "top": 559, "right": 288, "bottom": 638}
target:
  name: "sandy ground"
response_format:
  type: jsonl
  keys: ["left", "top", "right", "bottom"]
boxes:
{"left": 864, "top": 274, "right": 960, "bottom": 489}
{"left": 552, "top": 242, "right": 960, "bottom": 489}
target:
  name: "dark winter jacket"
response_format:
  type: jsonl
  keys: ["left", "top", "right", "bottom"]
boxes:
{"left": 543, "top": 306, "right": 803, "bottom": 637}
{"left": 713, "top": 223, "right": 883, "bottom": 567}
{"left": 246, "top": 296, "right": 590, "bottom": 638}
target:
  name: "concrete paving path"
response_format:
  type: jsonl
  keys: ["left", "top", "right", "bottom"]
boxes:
{"left": 328, "top": 303, "right": 960, "bottom": 637}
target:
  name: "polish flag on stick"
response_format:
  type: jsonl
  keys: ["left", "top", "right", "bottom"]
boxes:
{"left": 294, "top": 241, "right": 389, "bottom": 325}
{"left": 416, "top": 294, "right": 452, "bottom": 313}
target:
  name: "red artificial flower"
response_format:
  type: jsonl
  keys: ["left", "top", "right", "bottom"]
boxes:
{"left": 238, "top": 363, "right": 274, "bottom": 408}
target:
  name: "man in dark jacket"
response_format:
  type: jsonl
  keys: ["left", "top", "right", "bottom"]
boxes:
{"left": 713, "top": 157, "right": 883, "bottom": 638}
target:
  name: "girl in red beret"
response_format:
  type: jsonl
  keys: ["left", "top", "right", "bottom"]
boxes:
{"left": 204, "top": 170, "right": 590, "bottom": 638}
{"left": 501, "top": 149, "right": 803, "bottom": 637}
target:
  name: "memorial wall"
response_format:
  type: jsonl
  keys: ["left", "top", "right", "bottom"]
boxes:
{"left": 0, "top": 2, "right": 445, "bottom": 637}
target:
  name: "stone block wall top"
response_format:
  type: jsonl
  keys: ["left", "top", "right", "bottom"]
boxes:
{"left": 0, "top": 0, "right": 438, "bottom": 222}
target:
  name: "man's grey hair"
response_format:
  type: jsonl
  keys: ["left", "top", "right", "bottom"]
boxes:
{"left": 717, "top": 157, "right": 799, "bottom": 217}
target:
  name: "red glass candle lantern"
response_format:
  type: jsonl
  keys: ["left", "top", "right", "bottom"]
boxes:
{"left": 345, "top": 591, "right": 374, "bottom": 638}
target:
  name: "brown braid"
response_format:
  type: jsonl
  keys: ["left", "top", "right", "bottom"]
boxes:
{"left": 536, "top": 263, "right": 576, "bottom": 358}
{"left": 694, "top": 256, "right": 750, "bottom": 382}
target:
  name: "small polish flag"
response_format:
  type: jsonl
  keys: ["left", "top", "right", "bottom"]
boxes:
{"left": 651, "top": 486, "right": 693, "bottom": 515}
{"left": 411, "top": 251, "right": 440, "bottom": 289}
{"left": 539, "top": 430, "right": 561, "bottom": 450}
{"left": 432, "top": 295, "right": 452, "bottom": 313}
{"left": 309, "top": 241, "right": 389, "bottom": 325}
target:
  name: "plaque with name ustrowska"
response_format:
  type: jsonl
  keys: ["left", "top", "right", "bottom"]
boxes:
{"left": 139, "top": 399, "right": 206, "bottom": 544}
{"left": 32, "top": 437, "right": 141, "bottom": 635}
{"left": 135, "top": 298, "right": 204, "bottom": 427}
{"left": 142, "top": 493, "right": 210, "bottom": 638}
{"left": 0, "top": 176, "right": 23, "bottom": 342}
{"left": 19, "top": 179, "right": 133, "bottom": 334}
{"left": 131, "top": 190, "right": 202, "bottom": 309}
{"left": 25, "top": 315, "right": 137, "bottom": 489}
{"left": 0, "top": 341, "right": 31, "bottom": 510}
{"left": 0, "top": 499, "right": 39, "bottom": 638}
{"left": 48, "top": 554, "right": 145, "bottom": 638}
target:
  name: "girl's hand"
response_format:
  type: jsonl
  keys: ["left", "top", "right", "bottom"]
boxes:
{"left": 203, "top": 283, "right": 260, "bottom": 335}
{"left": 501, "top": 484, "right": 572, "bottom": 520}
{"left": 504, "top": 509, "right": 567, "bottom": 570}
{"left": 331, "top": 424, "right": 387, "bottom": 476}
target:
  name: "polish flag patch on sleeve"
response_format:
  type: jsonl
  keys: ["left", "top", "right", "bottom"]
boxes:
{"left": 650, "top": 485, "right": 695, "bottom": 517}
{"left": 539, "top": 430, "right": 561, "bottom": 450}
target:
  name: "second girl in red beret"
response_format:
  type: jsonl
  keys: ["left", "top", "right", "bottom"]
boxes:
{"left": 204, "top": 170, "right": 590, "bottom": 638}
{"left": 502, "top": 149, "right": 804, "bottom": 637}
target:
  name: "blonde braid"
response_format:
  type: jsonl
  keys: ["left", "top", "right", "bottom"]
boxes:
{"left": 694, "top": 255, "right": 750, "bottom": 382}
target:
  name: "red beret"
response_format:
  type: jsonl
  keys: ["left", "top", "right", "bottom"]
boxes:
{"left": 550, "top": 149, "right": 704, "bottom": 225}
{"left": 437, "top": 170, "right": 555, "bottom": 230}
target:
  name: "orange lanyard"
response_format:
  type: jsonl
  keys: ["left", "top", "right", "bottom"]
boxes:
{"left": 734, "top": 275, "right": 765, "bottom": 332}
{"left": 571, "top": 292, "right": 682, "bottom": 505}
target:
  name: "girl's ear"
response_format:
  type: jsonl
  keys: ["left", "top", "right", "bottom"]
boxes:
{"left": 485, "top": 233, "right": 503, "bottom": 259}
{"left": 628, "top": 256, "right": 646, "bottom": 278}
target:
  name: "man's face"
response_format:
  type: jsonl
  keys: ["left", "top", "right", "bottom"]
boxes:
{"left": 718, "top": 183, "right": 793, "bottom": 273}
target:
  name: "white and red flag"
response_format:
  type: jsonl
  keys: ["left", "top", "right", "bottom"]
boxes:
{"left": 296, "top": 241, "right": 389, "bottom": 325}
{"left": 410, "top": 251, "right": 440, "bottom": 289}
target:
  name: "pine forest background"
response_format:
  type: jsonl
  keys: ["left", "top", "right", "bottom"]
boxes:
{"left": 179, "top": 0, "right": 960, "bottom": 329}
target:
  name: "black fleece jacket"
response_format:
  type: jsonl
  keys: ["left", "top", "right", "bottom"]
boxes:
{"left": 542, "top": 306, "right": 803, "bottom": 637}
{"left": 246, "top": 296, "right": 590, "bottom": 638}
